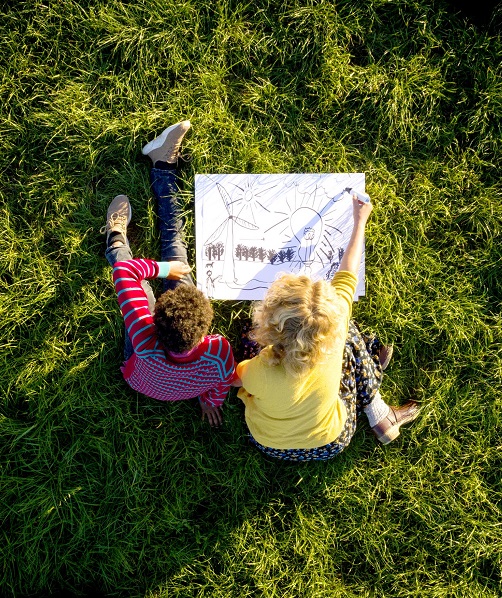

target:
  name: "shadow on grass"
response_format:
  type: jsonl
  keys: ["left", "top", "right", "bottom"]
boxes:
{"left": 3, "top": 333, "right": 376, "bottom": 597}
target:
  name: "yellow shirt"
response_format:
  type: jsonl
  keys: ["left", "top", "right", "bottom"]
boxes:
{"left": 236, "top": 271, "right": 358, "bottom": 449}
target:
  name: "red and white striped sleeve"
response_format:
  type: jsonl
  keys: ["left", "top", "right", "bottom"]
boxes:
{"left": 198, "top": 336, "right": 238, "bottom": 407}
{"left": 112, "top": 259, "right": 165, "bottom": 358}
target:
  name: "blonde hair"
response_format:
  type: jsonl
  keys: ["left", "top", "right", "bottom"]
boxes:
{"left": 252, "top": 273, "right": 345, "bottom": 376}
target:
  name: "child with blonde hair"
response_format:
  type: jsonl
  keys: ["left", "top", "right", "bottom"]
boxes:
{"left": 234, "top": 197, "right": 420, "bottom": 461}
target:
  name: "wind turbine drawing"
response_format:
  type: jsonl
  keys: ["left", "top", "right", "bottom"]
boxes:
{"left": 204, "top": 183, "right": 259, "bottom": 284}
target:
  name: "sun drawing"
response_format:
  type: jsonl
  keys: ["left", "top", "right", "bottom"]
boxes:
{"left": 226, "top": 177, "right": 278, "bottom": 227}
{"left": 264, "top": 183, "right": 344, "bottom": 269}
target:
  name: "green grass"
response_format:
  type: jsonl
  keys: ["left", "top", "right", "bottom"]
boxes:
{"left": 1, "top": 0, "right": 501, "bottom": 596}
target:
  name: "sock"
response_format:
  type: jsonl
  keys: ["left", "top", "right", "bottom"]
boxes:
{"left": 154, "top": 160, "right": 177, "bottom": 170}
{"left": 363, "top": 392, "right": 391, "bottom": 427}
{"left": 107, "top": 231, "right": 126, "bottom": 247}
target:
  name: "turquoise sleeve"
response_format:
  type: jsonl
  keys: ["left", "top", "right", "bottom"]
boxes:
{"left": 156, "top": 262, "right": 171, "bottom": 278}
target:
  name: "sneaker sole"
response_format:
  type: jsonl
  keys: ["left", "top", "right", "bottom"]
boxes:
{"left": 141, "top": 121, "right": 190, "bottom": 156}
{"left": 377, "top": 428, "right": 400, "bottom": 445}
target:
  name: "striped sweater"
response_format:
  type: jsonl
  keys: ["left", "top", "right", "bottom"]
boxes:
{"left": 112, "top": 259, "right": 236, "bottom": 406}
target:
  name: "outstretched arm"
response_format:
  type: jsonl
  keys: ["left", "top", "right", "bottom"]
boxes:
{"left": 112, "top": 259, "right": 192, "bottom": 357}
{"left": 338, "top": 196, "right": 373, "bottom": 275}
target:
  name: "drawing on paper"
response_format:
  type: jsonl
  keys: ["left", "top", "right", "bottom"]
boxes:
{"left": 195, "top": 173, "right": 367, "bottom": 300}
{"left": 205, "top": 183, "right": 259, "bottom": 284}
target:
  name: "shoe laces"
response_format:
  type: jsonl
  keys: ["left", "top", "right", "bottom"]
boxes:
{"left": 100, "top": 211, "right": 128, "bottom": 234}
{"left": 178, "top": 152, "right": 192, "bottom": 163}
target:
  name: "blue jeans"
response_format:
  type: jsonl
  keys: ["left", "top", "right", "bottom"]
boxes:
{"left": 105, "top": 167, "right": 193, "bottom": 359}
{"left": 150, "top": 167, "right": 193, "bottom": 290}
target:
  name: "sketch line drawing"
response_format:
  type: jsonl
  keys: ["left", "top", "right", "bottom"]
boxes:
{"left": 195, "top": 173, "right": 366, "bottom": 301}
{"left": 204, "top": 183, "right": 259, "bottom": 284}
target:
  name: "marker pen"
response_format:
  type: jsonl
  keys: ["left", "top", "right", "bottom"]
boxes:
{"left": 344, "top": 187, "right": 371, "bottom": 204}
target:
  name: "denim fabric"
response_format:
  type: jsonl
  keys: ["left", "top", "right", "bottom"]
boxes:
{"left": 150, "top": 167, "right": 194, "bottom": 291}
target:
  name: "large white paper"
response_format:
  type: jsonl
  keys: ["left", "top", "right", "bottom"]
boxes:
{"left": 195, "top": 173, "right": 366, "bottom": 301}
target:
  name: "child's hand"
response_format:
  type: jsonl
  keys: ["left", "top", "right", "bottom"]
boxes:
{"left": 352, "top": 196, "right": 373, "bottom": 227}
{"left": 200, "top": 401, "right": 223, "bottom": 427}
{"left": 168, "top": 261, "right": 192, "bottom": 280}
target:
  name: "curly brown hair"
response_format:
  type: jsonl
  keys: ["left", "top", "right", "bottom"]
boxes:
{"left": 153, "top": 284, "right": 214, "bottom": 353}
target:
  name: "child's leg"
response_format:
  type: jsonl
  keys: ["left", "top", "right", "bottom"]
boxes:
{"left": 345, "top": 320, "right": 420, "bottom": 443}
{"left": 150, "top": 166, "right": 194, "bottom": 291}
{"left": 103, "top": 194, "right": 156, "bottom": 358}
{"left": 345, "top": 320, "right": 384, "bottom": 415}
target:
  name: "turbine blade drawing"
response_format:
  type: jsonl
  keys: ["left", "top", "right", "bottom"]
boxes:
{"left": 232, "top": 215, "right": 259, "bottom": 230}
{"left": 216, "top": 183, "right": 233, "bottom": 214}
{"left": 205, "top": 219, "right": 228, "bottom": 245}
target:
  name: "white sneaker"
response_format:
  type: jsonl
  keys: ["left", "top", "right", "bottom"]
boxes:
{"left": 142, "top": 120, "right": 191, "bottom": 165}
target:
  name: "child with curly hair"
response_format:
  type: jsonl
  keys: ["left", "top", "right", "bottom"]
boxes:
{"left": 234, "top": 197, "right": 420, "bottom": 460}
{"left": 102, "top": 121, "right": 236, "bottom": 426}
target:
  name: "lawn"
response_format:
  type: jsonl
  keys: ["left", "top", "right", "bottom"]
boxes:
{"left": 1, "top": 1, "right": 501, "bottom": 596}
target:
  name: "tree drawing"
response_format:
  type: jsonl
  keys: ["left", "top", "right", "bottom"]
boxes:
{"left": 235, "top": 244, "right": 245, "bottom": 260}
{"left": 285, "top": 247, "right": 295, "bottom": 262}
{"left": 214, "top": 242, "right": 224, "bottom": 260}
{"left": 276, "top": 250, "right": 288, "bottom": 263}
{"left": 206, "top": 243, "right": 225, "bottom": 260}
{"left": 267, "top": 250, "right": 278, "bottom": 264}
{"left": 256, "top": 247, "right": 266, "bottom": 262}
